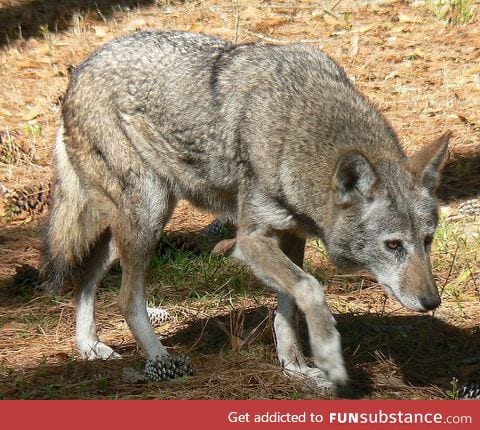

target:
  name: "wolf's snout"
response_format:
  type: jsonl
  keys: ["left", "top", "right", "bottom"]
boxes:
{"left": 419, "top": 293, "right": 441, "bottom": 311}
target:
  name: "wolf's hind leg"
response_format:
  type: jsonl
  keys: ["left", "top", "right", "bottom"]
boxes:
{"left": 113, "top": 178, "right": 177, "bottom": 362}
{"left": 113, "top": 182, "right": 192, "bottom": 380}
{"left": 75, "top": 228, "right": 120, "bottom": 360}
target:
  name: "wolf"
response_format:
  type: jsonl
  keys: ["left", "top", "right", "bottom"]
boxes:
{"left": 42, "top": 30, "right": 450, "bottom": 392}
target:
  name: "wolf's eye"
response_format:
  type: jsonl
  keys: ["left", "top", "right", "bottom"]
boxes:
{"left": 424, "top": 235, "right": 434, "bottom": 248}
{"left": 385, "top": 240, "right": 403, "bottom": 251}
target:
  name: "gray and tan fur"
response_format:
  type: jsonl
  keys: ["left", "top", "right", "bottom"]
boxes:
{"left": 42, "top": 31, "right": 450, "bottom": 391}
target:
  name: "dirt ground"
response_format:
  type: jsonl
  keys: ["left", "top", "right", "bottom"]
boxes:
{"left": 0, "top": 0, "right": 479, "bottom": 399}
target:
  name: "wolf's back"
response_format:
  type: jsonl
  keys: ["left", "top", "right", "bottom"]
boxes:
{"left": 41, "top": 32, "right": 234, "bottom": 292}
{"left": 42, "top": 31, "right": 403, "bottom": 292}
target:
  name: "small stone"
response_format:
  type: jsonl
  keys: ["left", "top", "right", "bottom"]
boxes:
{"left": 122, "top": 367, "right": 148, "bottom": 383}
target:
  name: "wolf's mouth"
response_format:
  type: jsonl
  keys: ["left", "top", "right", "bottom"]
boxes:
{"left": 379, "top": 282, "right": 428, "bottom": 312}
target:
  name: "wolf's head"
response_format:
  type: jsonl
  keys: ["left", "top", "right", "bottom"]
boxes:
{"left": 326, "top": 132, "right": 451, "bottom": 312}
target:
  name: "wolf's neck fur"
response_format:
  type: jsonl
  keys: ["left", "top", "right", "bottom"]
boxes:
{"left": 216, "top": 44, "right": 407, "bottom": 237}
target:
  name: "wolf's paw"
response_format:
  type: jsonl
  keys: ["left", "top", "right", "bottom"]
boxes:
{"left": 144, "top": 355, "right": 193, "bottom": 381}
{"left": 79, "top": 341, "right": 121, "bottom": 360}
{"left": 212, "top": 238, "right": 236, "bottom": 255}
{"left": 284, "top": 366, "right": 352, "bottom": 396}
{"left": 284, "top": 366, "right": 334, "bottom": 393}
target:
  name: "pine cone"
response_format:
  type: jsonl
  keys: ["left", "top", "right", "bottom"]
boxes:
{"left": 146, "top": 306, "right": 171, "bottom": 326}
{"left": 457, "top": 382, "right": 480, "bottom": 399}
{"left": 204, "top": 218, "right": 235, "bottom": 238}
{"left": 4, "top": 183, "right": 50, "bottom": 219}
{"left": 144, "top": 355, "right": 193, "bottom": 381}
{"left": 0, "top": 130, "right": 32, "bottom": 164}
{"left": 457, "top": 199, "right": 480, "bottom": 217}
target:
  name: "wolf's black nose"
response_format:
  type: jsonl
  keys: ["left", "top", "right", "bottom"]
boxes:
{"left": 420, "top": 294, "right": 441, "bottom": 311}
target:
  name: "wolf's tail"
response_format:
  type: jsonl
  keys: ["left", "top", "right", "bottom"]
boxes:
{"left": 41, "top": 122, "right": 105, "bottom": 293}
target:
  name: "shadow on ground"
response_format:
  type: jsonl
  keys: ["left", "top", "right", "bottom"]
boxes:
{"left": 2, "top": 304, "right": 478, "bottom": 399}
{"left": 0, "top": 0, "right": 184, "bottom": 48}
{"left": 438, "top": 154, "right": 480, "bottom": 203}
{"left": 165, "top": 307, "right": 480, "bottom": 396}
{"left": 0, "top": 221, "right": 42, "bottom": 297}
{"left": 0, "top": 226, "right": 224, "bottom": 301}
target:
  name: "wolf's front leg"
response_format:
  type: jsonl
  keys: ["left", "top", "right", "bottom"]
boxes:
{"left": 234, "top": 232, "right": 348, "bottom": 391}
{"left": 275, "top": 292, "right": 335, "bottom": 391}
{"left": 275, "top": 234, "right": 332, "bottom": 390}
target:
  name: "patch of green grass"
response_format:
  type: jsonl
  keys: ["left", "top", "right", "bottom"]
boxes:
{"left": 433, "top": 215, "right": 460, "bottom": 254}
{"left": 305, "top": 239, "right": 333, "bottom": 283}
{"left": 148, "top": 250, "right": 265, "bottom": 305}
{"left": 20, "top": 391, "right": 32, "bottom": 400}
{"left": 75, "top": 381, "right": 92, "bottom": 398}
{"left": 432, "top": 213, "right": 480, "bottom": 315}
{"left": 288, "top": 390, "right": 306, "bottom": 400}
{"left": 309, "top": 239, "right": 328, "bottom": 257}
{"left": 405, "top": 52, "right": 421, "bottom": 61}
{"left": 34, "top": 356, "right": 49, "bottom": 378}
{"left": 44, "top": 384, "right": 58, "bottom": 399}
{"left": 0, "top": 365, "right": 11, "bottom": 379}
{"left": 97, "top": 377, "right": 111, "bottom": 392}
{"left": 446, "top": 377, "right": 459, "bottom": 399}
{"left": 23, "top": 120, "right": 42, "bottom": 138}
{"left": 428, "top": 0, "right": 476, "bottom": 24}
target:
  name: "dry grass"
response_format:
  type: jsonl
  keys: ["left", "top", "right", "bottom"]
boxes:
{"left": 0, "top": 0, "right": 479, "bottom": 399}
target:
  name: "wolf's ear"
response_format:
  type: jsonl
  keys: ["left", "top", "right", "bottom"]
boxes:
{"left": 334, "top": 152, "right": 376, "bottom": 205}
{"left": 408, "top": 131, "right": 451, "bottom": 190}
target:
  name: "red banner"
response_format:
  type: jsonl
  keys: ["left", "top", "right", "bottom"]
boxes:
{"left": 1, "top": 400, "right": 477, "bottom": 430}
